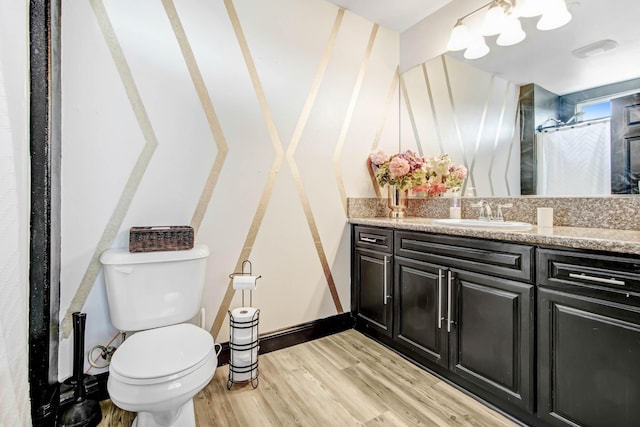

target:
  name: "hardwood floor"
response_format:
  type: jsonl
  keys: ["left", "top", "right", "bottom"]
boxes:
{"left": 99, "top": 329, "right": 519, "bottom": 426}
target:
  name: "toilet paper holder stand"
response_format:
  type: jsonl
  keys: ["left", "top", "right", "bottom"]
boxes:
{"left": 227, "top": 306, "right": 260, "bottom": 390}
{"left": 227, "top": 259, "right": 261, "bottom": 390}
{"left": 228, "top": 259, "right": 262, "bottom": 307}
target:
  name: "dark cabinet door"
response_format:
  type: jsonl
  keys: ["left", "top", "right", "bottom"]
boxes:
{"left": 393, "top": 257, "right": 448, "bottom": 368}
{"left": 538, "top": 288, "right": 640, "bottom": 427}
{"left": 449, "top": 270, "right": 535, "bottom": 412}
{"left": 611, "top": 92, "right": 640, "bottom": 194}
{"left": 354, "top": 247, "right": 392, "bottom": 338}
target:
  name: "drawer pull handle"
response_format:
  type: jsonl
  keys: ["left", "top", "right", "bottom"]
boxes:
{"left": 383, "top": 256, "right": 389, "bottom": 305}
{"left": 568, "top": 273, "right": 625, "bottom": 286}
{"left": 447, "top": 271, "right": 453, "bottom": 333}
{"left": 437, "top": 269, "right": 443, "bottom": 329}
{"left": 361, "top": 237, "right": 378, "bottom": 243}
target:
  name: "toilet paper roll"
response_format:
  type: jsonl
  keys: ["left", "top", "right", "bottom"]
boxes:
{"left": 231, "top": 368, "right": 257, "bottom": 382}
{"left": 230, "top": 307, "right": 259, "bottom": 321}
{"left": 232, "top": 275, "right": 258, "bottom": 290}
{"left": 230, "top": 307, "right": 259, "bottom": 344}
{"left": 231, "top": 329, "right": 258, "bottom": 345}
{"left": 230, "top": 348, "right": 259, "bottom": 382}
{"left": 232, "top": 348, "right": 259, "bottom": 365}
{"left": 231, "top": 333, "right": 258, "bottom": 346}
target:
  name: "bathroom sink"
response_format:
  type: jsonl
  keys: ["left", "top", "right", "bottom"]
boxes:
{"left": 432, "top": 218, "right": 532, "bottom": 231}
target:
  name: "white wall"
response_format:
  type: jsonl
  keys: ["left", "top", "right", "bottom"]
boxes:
{"left": 0, "top": 1, "right": 32, "bottom": 426}
{"left": 400, "top": 0, "right": 487, "bottom": 72}
{"left": 60, "top": 0, "right": 399, "bottom": 380}
{"left": 400, "top": 55, "right": 520, "bottom": 196}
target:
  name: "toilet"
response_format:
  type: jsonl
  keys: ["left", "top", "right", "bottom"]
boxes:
{"left": 100, "top": 244, "right": 218, "bottom": 427}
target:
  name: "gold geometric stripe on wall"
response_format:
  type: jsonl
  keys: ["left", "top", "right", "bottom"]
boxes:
{"left": 505, "top": 84, "right": 518, "bottom": 196}
{"left": 441, "top": 55, "right": 471, "bottom": 190}
{"left": 421, "top": 62, "right": 444, "bottom": 155}
{"left": 489, "top": 82, "right": 511, "bottom": 196}
{"left": 211, "top": 0, "right": 287, "bottom": 337}
{"left": 400, "top": 73, "right": 423, "bottom": 156}
{"left": 469, "top": 74, "right": 494, "bottom": 195}
{"left": 286, "top": 8, "right": 344, "bottom": 313}
{"left": 333, "top": 23, "right": 379, "bottom": 216}
{"left": 62, "top": 0, "right": 160, "bottom": 338}
{"left": 368, "top": 66, "right": 399, "bottom": 197}
{"left": 162, "top": 0, "right": 229, "bottom": 234}
{"left": 366, "top": 158, "right": 381, "bottom": 198}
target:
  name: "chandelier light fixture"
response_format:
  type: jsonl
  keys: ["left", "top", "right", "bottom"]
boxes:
{"left": 446, "top": 0, "right": 572, "bottom": 59}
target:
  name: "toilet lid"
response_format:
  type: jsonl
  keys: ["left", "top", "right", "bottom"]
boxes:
{"left": 110, "top": 323, "right": 214, "bottom": 380}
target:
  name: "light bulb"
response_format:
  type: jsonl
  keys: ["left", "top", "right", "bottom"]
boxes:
{"left": 447, "top": 20, "right": 473, "bottom": 51}
{"left": 464, "top": 35, "right": 490, "bottom": 59}
{"left": 512, "top": 0, "right": 551, "bottom": 17}
{"left": 537, "top": 0, "right": 572, "bottom": 30}
{"left": 482, "top": 2, "right": 507, "bottom": 36}
{"left": 497, "top": 15, "right": 526, "bottom": 46}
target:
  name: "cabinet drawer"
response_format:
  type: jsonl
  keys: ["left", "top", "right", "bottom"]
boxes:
{"left": 354, "top": 226, "right": 393, "bottom": 252}
{"left": 538, "top": 248, "right": 640, "bottom": 300}
{"left": 395, "top": 231, "right": 534, "bottom": 282}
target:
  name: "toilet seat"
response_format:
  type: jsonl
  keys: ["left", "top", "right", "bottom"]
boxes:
{"left": 110, "top": 323, "right": 214, "bottom": 385}
{"left": 107, "top": 343, "right": 217, "bottom": 415}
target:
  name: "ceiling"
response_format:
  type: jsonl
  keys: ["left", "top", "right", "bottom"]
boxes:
{"left": 324, "top": 0, "right": 453, "bottom": 32}
{"left": 325, "top": 0, "right": 640, "bottom": 95}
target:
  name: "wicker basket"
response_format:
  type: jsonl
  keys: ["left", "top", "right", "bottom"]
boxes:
{"left": 129, "top": 226, "right": 194, "bottom": 252}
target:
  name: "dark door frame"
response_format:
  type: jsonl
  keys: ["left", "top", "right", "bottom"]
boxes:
{"left": 29, "top": 0, "right": 62, "bottom": 425}
{"left": 611, "top": 93, "right": 640, "bottom": 194}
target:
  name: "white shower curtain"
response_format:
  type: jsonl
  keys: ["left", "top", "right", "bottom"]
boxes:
{"left": 537, "top": 119, "right": 611, "bottom": 196}
{"left": 0, "top": 1, "right": 32, "bottom": 425}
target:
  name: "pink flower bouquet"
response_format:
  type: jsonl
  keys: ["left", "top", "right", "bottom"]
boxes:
{"left": 369, "top": 149, "right": 467, "bottom": 197}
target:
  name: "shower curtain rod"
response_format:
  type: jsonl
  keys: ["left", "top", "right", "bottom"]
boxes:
{"left": 537, "top": 117, "right": 611, "bottom": 133}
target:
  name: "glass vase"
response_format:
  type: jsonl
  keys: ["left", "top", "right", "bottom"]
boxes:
{"left": 387, "top": 185, "right": 408, "bottom": 218}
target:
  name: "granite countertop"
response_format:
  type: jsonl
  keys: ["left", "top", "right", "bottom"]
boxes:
{"left": 349, "top": 217, "right": 640, "bottom": 256}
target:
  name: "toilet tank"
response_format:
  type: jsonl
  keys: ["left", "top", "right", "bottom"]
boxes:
{"left": 99, "top": 244, "right": 210, "bottom": 332}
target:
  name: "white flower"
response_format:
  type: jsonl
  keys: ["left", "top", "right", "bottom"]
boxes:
{"left": 369, "top": 148, "right": 388, "bottom": 166}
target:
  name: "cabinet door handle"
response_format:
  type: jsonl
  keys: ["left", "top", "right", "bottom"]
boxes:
{"left": 447, "top": 271, "right": 453, "bottom": 333}
{"left": 383, "top": 255, "right": 389, "bottom": 305}
{"left": 569, "top": 273, "right": 625, "bottom": 286}
{"left": 361, "top": 236, "right": 378, "bottom": 243}
{"left": 437, "top": 269, "right": 443, "bottom": 329}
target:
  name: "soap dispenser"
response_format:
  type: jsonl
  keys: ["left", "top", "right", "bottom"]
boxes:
{"left": 449, "top": 194, "right": 461, "bottom": 219}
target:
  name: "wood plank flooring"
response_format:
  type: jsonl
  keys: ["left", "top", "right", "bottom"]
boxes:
{"left": 99, "top": 329, "right": 519, "bottom": 426}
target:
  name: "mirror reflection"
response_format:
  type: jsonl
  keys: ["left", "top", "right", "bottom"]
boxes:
{"left": 401, "top": 0, "right": 640, "bottom": 197}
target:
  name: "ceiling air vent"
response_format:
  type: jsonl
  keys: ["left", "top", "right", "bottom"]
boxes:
{"left": 572, "top": 39, "right": 619, "bottom": 59}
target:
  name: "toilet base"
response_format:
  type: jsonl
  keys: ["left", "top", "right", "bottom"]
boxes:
{"left": 131, "top": 399, "right": 196, "bottom": 427}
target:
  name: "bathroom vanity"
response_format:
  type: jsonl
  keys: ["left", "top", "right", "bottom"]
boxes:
{"left": 350, "top": 218, "right": 640, "bottom": 427}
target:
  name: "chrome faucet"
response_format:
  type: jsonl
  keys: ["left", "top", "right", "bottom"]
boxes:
{"left": 470, "top": 200, "right": 513, "bottom": 221}
{"left": 470, "top": 200, "right": 492, "bottom": 220}
{"left": 479, "top": 200, "right": 492, "bottom": 220}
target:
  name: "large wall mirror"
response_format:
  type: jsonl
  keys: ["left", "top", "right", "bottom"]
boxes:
{"left": 400, "top": 0, "right": 640, "bottom": 197}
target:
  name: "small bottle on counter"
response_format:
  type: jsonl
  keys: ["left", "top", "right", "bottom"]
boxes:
{"left": 450, "top": 195, "right": 461, "bottom": 219}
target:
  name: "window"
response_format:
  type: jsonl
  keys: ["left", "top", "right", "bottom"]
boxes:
{"left": 578, "top": 100, "right": 611, "bottom": 121}
{"left": 577, "top": 89, "right": 640, "bottom": 121}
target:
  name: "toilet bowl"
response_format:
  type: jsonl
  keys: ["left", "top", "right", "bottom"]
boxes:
{"left": 107, "top": 323, "right": 219, "bottom": 427}
{"left": 99, "top": 245, "right": 217, "bottom": 427}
